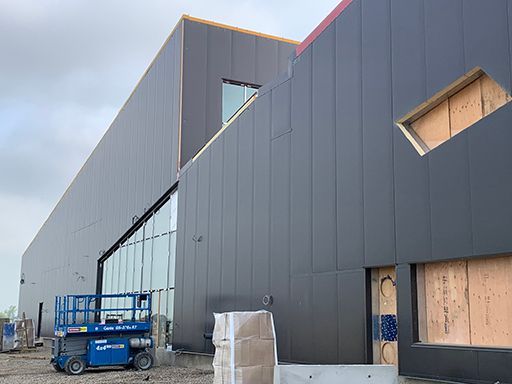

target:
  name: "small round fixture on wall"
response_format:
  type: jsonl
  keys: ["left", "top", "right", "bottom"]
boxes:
{"left": 262, "top": 294, "right": 273, "bottom": 306}
{"left": 20, "top": 273, "right": 25, "bottom": 285}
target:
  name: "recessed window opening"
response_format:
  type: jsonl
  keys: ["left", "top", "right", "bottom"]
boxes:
{"left": 396, "top": 68, "right": 512, "bottom": 155}
{"left": 222, "top": 79, "right": 259, "bottom": 125}
{"left": 415, "top": 255, "right": 512, "bottom": 348}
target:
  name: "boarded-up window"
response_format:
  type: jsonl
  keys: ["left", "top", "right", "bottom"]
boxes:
{"left": 397, "top": 68, "right": 512, "bottom": 155}
{"left": 416, "top": 255, "right": 512, "bottom": 347}
{"left": 371, "top": 267, "right": 398, "bottom": 365}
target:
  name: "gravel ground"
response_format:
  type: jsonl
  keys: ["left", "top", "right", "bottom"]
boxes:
{"left": 0, "top": 347, "right": 213, "bottom": 384}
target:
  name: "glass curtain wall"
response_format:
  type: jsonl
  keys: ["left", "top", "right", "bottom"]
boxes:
{"left": 101, "top": 190, "right": 178, "bottom": 344}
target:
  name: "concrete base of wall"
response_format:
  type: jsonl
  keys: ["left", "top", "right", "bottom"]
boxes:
{"left": 155, "top": 348, "right": 213, "bottom": 371}
{"left": 153, "top": 350, "right": 457, "bottom": 384}
{"left": 275, "top": 365, "right": 397, "bottom": 384}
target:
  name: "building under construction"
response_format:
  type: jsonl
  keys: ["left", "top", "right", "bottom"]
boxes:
{"left": 19, "top": 1, "right": 512, "bottom": 383}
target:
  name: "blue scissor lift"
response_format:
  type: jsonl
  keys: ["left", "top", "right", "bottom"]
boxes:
{"left": 52, "top": 293, "right": 154, "bottom": 375}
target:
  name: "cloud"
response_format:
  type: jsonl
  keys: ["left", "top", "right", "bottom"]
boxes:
{"left": 0, "top": 0, "right": 340, "bottom": 309}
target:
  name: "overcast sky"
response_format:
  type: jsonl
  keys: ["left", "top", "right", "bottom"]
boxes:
{"left": 0, "top": 0, "right": 340, "bottom": 311}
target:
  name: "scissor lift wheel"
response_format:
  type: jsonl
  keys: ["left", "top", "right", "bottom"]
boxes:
{"left": 134, "top": 351, "right": 153, "bottom": 370}
{"left": 64, "top": 356, "right": 85, "bottom": 375}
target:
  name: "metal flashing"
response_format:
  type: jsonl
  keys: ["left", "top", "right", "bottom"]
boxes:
{"left": 296, "top": 0, "right": 354, "bottom": 56}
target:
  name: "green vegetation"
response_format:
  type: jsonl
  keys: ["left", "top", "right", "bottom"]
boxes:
{"left": 0, "top": 306, "right": 17, "bottom": 320}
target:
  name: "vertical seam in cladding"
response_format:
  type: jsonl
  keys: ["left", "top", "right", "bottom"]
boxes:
{"left": 193, "top": 161, "right": 200, "bottom": 346}
{"left": 204, "top": 148, "right": 212, "bottom": 343}
{"left": 309, "top": 49, "right": 314, "bottom": 275}
{"left": 253, "top": 36, "right": 257, "bottom": 84}
{"left": 389, "top": 0, "right": 398, "bottom": 265}
{"left": 276, "top": 41, "right": 280, "bottom": 77}
{"left": 460, "top": 0, "right": 476, "bottom": 255}
{"left": 268, "top": 93, "right": 273, "bottom": 297}
{"left": 287, "top": 129, "right": 292, "bottom": 360}
{"left": 332, "top": 17, "right": 340, "bottom": 362}
{"left": 204, "top": 26, "right": 209, "bottom": 147}
{"left": 421, "top": 0, "right": 433, "bottom": 261}
{"left": 461, "top": 0, "right": 468, "bottom": 72}
{"left": 234, "top": 122, "right": 239, "bottom": 309}
{"left": 220, "top": 137, "right": 225, "bottom": 305}
{"left": 230, "top": 30, "right": 234, "bottom": 78}
{"left": 508, "top": 1, "right": 512, "bottom": 91}
{"left": 358, "top": 1, "right": 364, "bottom": 272}
{"left": 333, "top": 18, "right": 339, "bottom": 278}
{"left": 250, "top": 108, "right": 255, "bottom": 311}
{"left": 465, "top": 0, "right": 475, "bottom": 255}
{"left": 178, "top": 176, "right": 186, "bottom": 341}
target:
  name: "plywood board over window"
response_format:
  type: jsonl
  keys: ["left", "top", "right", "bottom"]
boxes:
{"left": 449, "top": 79, "right": 483, "bottom": 136}
{"left": 410, "top": 100, "right": 450, "bottom": 151}
{"left": 467, "top": 256, "right": 512, "bottom": 347}
{"left": 423, "top": 261, "right": 470, "bottom": 345}
{"left": 372, "top": 267, "right": 398, "bottom": 366}
{"left": 397, "top": 68, "right": 512, "bottom": 155}
{"left": 417, "top": 255, "right": 512, "bottom": 348}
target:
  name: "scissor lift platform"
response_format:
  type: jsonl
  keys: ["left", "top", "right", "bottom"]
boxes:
{"left": 52, "top": 293, "right": 154, "bottom": 375}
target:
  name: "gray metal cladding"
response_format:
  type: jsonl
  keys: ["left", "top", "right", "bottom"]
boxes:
{"left": 179, "top": 19, "right": 297, "bottom": 165}
{"left": 175, "top": 0, "right": 512, "bottom": 380}
{"left": 19, "top": 22, "right": 183, "bottom": 336}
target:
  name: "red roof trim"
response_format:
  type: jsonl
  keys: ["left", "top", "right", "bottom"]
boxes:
{"left": 295, "top": 0, "right": 354, "bottom": 57}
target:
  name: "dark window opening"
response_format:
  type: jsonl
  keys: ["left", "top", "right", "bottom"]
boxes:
{"left": 222, "top": 80, "right": 259, "bottom": 124}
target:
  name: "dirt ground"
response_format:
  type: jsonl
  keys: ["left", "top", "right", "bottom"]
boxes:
{"left": 0, "top": 347, "right": 214, "bottom": 384}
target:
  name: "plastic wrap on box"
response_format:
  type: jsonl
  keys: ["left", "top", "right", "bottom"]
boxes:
{"left": 212, "top": 311, "right": 277, "bottom": 384}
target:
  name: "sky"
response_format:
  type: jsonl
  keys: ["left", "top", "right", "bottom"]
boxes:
{"left": 0, "top": 0, "right": 340, "bottom": 311}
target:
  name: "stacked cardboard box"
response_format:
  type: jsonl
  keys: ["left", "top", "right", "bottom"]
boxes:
{"left": 213, "top": 311, "right": 277, "bottom": 384}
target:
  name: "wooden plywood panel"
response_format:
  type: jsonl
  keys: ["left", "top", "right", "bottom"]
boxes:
{"left": 467, "top": 256, "right": 512, "bottom": 347}
{"left": 411, "top": 100, "right": 450, "bottom": 150}
{"left": 449, "top": 79, "right": 483, "bottom": 136}
{"left": 379, "top": 267, "right": 397, "bottom": 315}
{"left": 424, "top": 261, "right": 470, "bottom": 344}
{"left": 378, "top": 267, "right": 397, "bottom": 366}
{"left": 481, "top": 74, "right": 512, "bottom": 116}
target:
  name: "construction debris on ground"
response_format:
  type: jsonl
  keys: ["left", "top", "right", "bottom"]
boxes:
{"left": 0, "top": 347, "right": 213, "bottom": 384}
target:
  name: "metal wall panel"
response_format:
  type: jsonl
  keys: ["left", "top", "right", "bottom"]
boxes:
{"left": 193, "top": 151, "right": 211, "bottom": 352}
{"left": 204, "top": 140, "right": 223, "bottom": 353}
{"left": 181, "top": 21, "right": 208, "bottom": 168}
{"left": 338, "top": 269, "right": 366, "bottom": 364}
{"left": 463, "top": 0, "right": 511, "bottom": 92}
{"left": 256, "top": 38, "right": 278, "bottom": 85}
{"left": 429, "top": 133, "right": 473, "bottom": 260}
{"left": 424, "top": 0, "right": 465, "bottom": 97}
{"left": 289, "top": 275, "right": 313, "bottom": 363}
{"left": 335, "top": 4, "right": 364, "bottom": 270}
{"left": 175, "top": 1, "right": 512, "bottom": 382}
{"left": 221, "top": 120, "right": 238, "bottom": 311}
{"left": 19, "top": 22, "right": 183, "bottom": 336}
{"left": 180, "top": 19, "right": 297, "bottom": 165}
{"left": 271, "top": 79, "right": 291, "bottom": 139}
{"left": 468, "top": 104, "right": 512, "bottom": 255}
{"left": 391, "top": 0, "right": 431, "bottom": 264}
{"left": 270, "top": 132, "right": 292, "bottom": 360}
{"left": 312, "top": 23, "right": 337, "bottom": 273}
{"left": 361, "top": 0, "right": 395, "bottom": 267}
{"left": 236, "top": 110, "right": 254, "bottom": 311}
{"left": 290, "top": 49, "right": 313, "bottom": 276}
{"left": 251, "top": 96, "right": 271, "bottom": 311}
{"left": 312, "top": 273, "right": 338, "bottom": 363}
